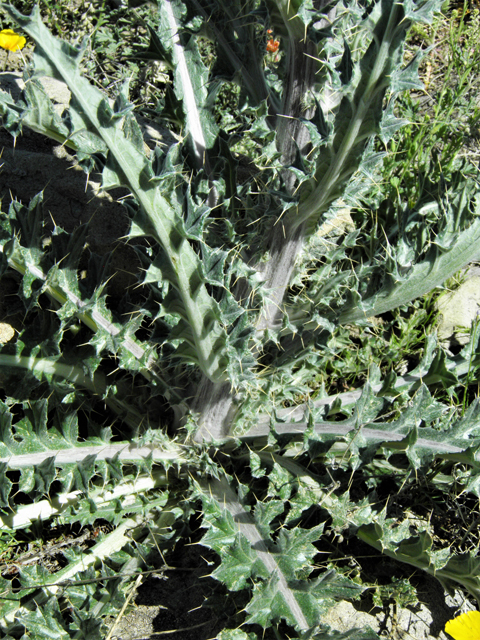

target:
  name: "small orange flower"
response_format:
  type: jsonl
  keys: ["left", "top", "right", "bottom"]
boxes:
{"left": 266, "top": 37, "right": 279, "bottom": 53}
{"left": 445, "top": 611, "right": 480, "bottom": 640}
{"left": 0, "top": 28, "right": 26, "bottom": 52}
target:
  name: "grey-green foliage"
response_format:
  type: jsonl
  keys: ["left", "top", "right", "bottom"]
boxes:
{"left": 1, "top": 0, "right": 480, "bottom": 637}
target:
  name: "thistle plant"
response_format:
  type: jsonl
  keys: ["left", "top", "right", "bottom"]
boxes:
{"left": 1, "top": 0, "right": 480, "bottom": 638}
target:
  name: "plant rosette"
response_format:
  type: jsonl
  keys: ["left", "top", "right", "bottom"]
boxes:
{"left": 1, "top": 0, "right": 480, "bottom": 638}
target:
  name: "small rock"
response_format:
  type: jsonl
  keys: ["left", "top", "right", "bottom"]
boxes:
{"left": 437, "top": 266, "right": 480, "bottom": 346}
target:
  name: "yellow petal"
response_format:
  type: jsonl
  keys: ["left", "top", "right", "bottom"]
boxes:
{"left": 445, "top": 611, "right": 480, "bottom": 640}
{"left": 0, "top": 28, "right": 26, "bottom": 52}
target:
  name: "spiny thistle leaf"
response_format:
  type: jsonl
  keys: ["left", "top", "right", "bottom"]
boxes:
{"left": 197, "top": 476, "right": 365, "bottom": 632}
{"left": 357, "top": 514, "right": 480, "bottom": 603}
{"left": 1, "top": 3, "right": 230, "bottom": 383}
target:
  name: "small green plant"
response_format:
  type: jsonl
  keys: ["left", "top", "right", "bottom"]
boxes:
{"left": 1, "top": 0, "right": 480, "bottom": 638}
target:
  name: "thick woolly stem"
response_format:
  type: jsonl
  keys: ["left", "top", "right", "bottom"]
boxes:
{"left": 191, "top": 38, "right": 317, "bottom": 442}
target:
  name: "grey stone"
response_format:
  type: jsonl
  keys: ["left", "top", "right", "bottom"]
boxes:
{"left": 437, "top": 266, "right": 480, "bottom": 346}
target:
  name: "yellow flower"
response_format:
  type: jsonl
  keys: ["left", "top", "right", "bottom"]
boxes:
{"left": 0, "top": 28, "right": 26, "bottom": 52}
{"left": 445, "top": 611, "right": 480, "bottom": 640}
